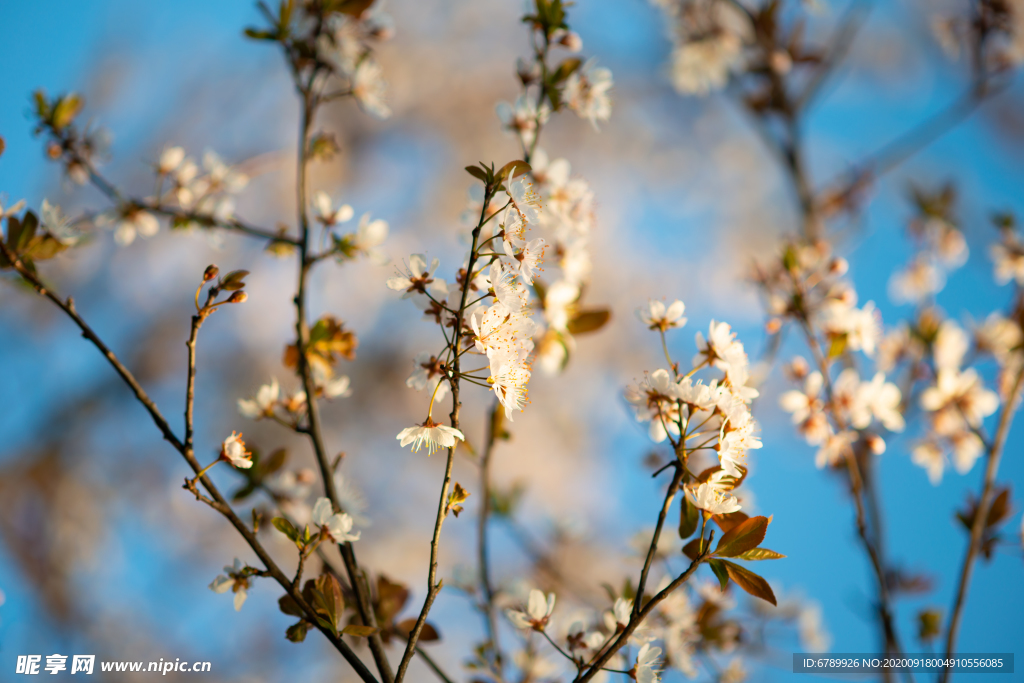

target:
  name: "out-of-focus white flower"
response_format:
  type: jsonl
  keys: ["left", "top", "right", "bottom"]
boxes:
{"left": 220, "top": 432, "right": 253, "bottom": 469}
{"left": 311, "top": 497, "right": 360, "bottom": 543}
{"left": 798, "top": 602, "right": 832, "bottom": 652}
{"left": 238, "top": 378, "right": 280, "bottom": 419}
{"left": 816, "top": 430, "right": 856, "bottom": 469}
{"left": 975, "top": 314, "right": 1022, "bottom": 364}
{"left": 407, "top": 352, "right": 450, "bottom": 403}
{"left": 934, "top": 320, "right": 969, "bottom": 371}
{"left": 352, "top": 59, "right": 392, "bottom": 119}
{"left": 208, "top": 558, "right": 251, "bottom": 611}
{"left": 889, "top": 258, "right": 945, "bottom": 304}
{"left": 353, "top": 213, "right": 389, "bottom": 263}
{"left": 638, "top": 299, "right": 687, "bottom": 331}
{"left": 396, "top": 419, "right": 465, "bottom": 455}
{"left": 562, "top": 59, "right": 613, "bottom": 129}
{"left": 313, "top": 191, "right": 354, "bottom": 226}
{"left": 912, "top": 440, "right": 946, "bottom": 485}
{"left": 40, "top": 199, "right": 80, "bottom": 245}
{"left": 98, "top": 205, "right": 160, "bottom": 246}
{"left": 496, "top": 94, "right": 550, "bottom": 149}
{"left": 606, "top": 597, "right": 633, "bottom": 631}
{"left": 506, "top": 588, "right": 556, "bottom": 631}
{"left": 158, "top": 146, "right": 186, "bottom": 174}
{"left": 921, "top": 368, "right": 999, "bottom": 430}
{"left": 634, "top": 643, "right": 663, "bottom": 683}
{"left": 721, "top": 658, "right": 747, "bottom": 683}
{"left": 671, "top": 32, "right": 744, "bottom": 95}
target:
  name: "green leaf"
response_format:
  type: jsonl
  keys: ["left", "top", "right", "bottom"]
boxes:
{"left": 220, "top": 269, "right": 249, "bottom": 291}
{"left": 551, "top": 57, "right": 582, "bottom": 84}
{"left": 259, "top": 447, "right": 288, "bottom": 478}
{"left": 52, "top": 94, "right": 83, "bottom": 131}
{"left": 278, "top": 594, "right": 305, "bottom": 617}
{"left": 566, "top": 308, "right": 611, "bottom": 335}
{"left": 714, "top": 516, "right": 768, "bottom": 558}
{"left": 679, "top": 494, "right": 700, "bottom": 539}
{"left": 285, "top": 619, "right": 309, "bottom": 642}
{"left": 465, "top": 165, "right": 489, "bottom": 182}
{"left": 720, "top": 560, "right": 777, "bottom": 605}
{"left": 735, "top": 547, "right": 786, "bottom": 561}
{"left": 708, "top": 559, "right": 730, "bottom": 592}
{"left": 341, "top": 624, "right": 378, "bottom": 637}
{"left": 272, "top": 517, "right": 300, "bottom": 544}
{"left": 15, "top": 212, "right": 39, "bottom": 252}
{"left": 244, "top": 27, "right": 278, "bottom": 40}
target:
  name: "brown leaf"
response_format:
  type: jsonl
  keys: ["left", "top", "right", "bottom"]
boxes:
{"left": 712, "top": 510, "right": 749, "bottom": 534}
{"left": 714, "top": 516, "right": 768, "bottom": 558}
{"left": 721, "top": 560, "right": 776, "bottom": 605}
{"left": 566, "top": 308, "right": 611, "bottom": 335}
{"left": 341, "top": 624, "right": 378, "bottom": 637}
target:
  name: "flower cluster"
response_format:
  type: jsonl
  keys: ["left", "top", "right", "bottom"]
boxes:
{"left": 626, "top": 306, "right": 762, "bottom": 487}
{"left": 889, "top": 184, "right": 968, "bottom": 304}
{"left": 781, "top": 363, "right": 905, "bottom": 468}
{"left": 754, "top": 240, "right": 881, "bottom": 357}
{"left": 652, "top": 0, "right": 752, "bottom": 96}
{"left": 315, "top": 8, "right": 394, "bottom": 119}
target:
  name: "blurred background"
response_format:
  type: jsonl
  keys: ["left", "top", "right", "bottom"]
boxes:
{"left": 1, "top": 0, "right": 1023, "bottom": 681}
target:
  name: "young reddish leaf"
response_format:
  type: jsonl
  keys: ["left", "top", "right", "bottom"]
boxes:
{"left": 721, "top": 560, "right": 777, "bottom": 605}
{"left": 735, "top": 547, "right": 786, "bottom": 561}
{"left": 713, "top": 510, "right": 749, "bottom": 534}
{"left": 465, "top": 166, "right": 489, "bottom": 182}
{"left": 495, "top": 160, "right": 531, "bottom": 182}
{"left": 714, "top": 516, "right": 768, "bottom": 558}
{"left": 682, "top": 537, "right": 702, "bottom": 561}
{"left": 708, "top": 559, "right": 730, "bottom": 592}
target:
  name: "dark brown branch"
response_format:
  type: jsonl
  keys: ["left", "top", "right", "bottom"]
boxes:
{"left": 0, "top": 240, "right": 379, "bottom": 683}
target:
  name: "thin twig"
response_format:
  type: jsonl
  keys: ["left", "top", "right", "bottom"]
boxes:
{"left": 574, "top": 542, "right": 713, "bottom": 683}
{"left": 0, "top": 240, "right": 379, "bottom": 683}
{"left": 633, "top": 464, "right": 684, "bottom": 619}
{"left": 395, "top": 185, "right": 495, "bottom": 683}
{"left": 477, "top": 402, "right": 507, "bottom": 679}
{"left": 939, "top": 359, "right": 1024, "bottom": 682}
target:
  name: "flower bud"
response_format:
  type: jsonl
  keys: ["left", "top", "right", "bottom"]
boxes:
{"left": 765, "top": 318, "right": 783, "bottom": 335}
{"left": 786, "top": 356, "right": 810, "bottom": 381}
{"left": 227, "top": 291, "right": 248, "bottom": 304}
{"left": 829, "top": 257, "right": 849, "bottom": 276}
{"left": 866, "top": 434, "right": 886, "bottom": 455}
{"left": 47, "top": 142, "right": 63, "bottom": 159}
{"left": 203, "top": 264, "right": 220, "bottom": 282}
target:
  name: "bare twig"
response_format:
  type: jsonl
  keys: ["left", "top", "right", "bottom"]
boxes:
{"left": 0, "top": 239, "right": 379, "bottom": 683}
{"left": 574, "top": 542, "right": 713, "bottom": 683}
{"left": 939, "top": 360, "right": 1024, "bottom": 682}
